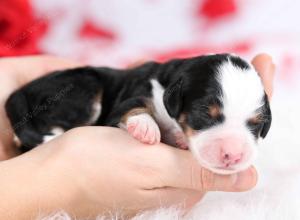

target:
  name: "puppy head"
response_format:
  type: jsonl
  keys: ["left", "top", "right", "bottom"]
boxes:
{"left": 164, "top": 54, "right": 272, "bottom": 174}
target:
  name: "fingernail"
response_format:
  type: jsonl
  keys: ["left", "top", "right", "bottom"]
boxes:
{"left": 234, "top": 167, "right": 257, "bottom": 190}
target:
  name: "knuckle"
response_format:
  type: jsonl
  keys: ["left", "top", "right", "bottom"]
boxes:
{"left": 200, "top": 168, "right": 215, "bottom": 191}
{"left": 188, "top": 162, "right": 204, "bottom": 190}
{"left": 189, "top": 164, "right": 200, "bottom": 190}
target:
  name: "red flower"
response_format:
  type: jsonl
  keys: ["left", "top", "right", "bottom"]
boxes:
{"left": 0, "top": 0, "right": 47, "bottom": 57}
{"left": 79, "top": 20, "right": 116, "bottom": 41}
{"left": 198, "top": 0, "right": 237, "bottom": 21}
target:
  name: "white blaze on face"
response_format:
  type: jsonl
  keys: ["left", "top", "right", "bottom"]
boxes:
{"left": 189, "top": 60, "right": 266, "bottom": 174}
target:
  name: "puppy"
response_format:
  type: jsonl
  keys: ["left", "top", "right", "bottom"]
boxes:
{"left": 5, "top": 54, "right": 271, "bottom": 174}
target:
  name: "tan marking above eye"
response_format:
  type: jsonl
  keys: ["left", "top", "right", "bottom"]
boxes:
{"left": 208, "top": 105, "right": 221, "bottom": 118}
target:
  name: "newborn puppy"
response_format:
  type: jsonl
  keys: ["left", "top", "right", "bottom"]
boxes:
{"left": 5, "top": 54, "right": 271, "bottom": 174}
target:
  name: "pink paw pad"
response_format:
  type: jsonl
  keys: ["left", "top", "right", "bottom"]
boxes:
{"left": 126, "top": 114, "right": 161, "bottom": 144}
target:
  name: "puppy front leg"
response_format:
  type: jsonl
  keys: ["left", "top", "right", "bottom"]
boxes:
{"left": 122, "top": 109, "right": 160, "bottom": 144}
{"left": 107, "top": 98, "right": 161, "bottom": 145}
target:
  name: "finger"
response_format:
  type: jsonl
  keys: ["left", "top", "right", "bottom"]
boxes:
{"left": 79, "top": 129, "right": 244, "bottom": 193}
{"left": 158, "top": 147, "right": 257, "bottom": 192}
{"left": 0, "top": 55, "right": 83, "bottom": 87}
{"left": 0, "top": 142, "right": 19, "bottom": 160}
{"left": 200, "top": 166, "right": 257, "bottom": 192}
{"left": 251, "top": 53, "right": 275, "bottom": 99}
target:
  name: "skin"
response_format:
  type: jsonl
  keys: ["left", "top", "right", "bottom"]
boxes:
{"left": 0, "top": 54, "right": 275, "bottom": 219}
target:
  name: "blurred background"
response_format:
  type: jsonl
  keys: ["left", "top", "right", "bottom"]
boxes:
{"left": 0, "top": 0, "right": 299, "bottom": 68}
{"left": 1, "top": 0, "right": 299, "bottom": 100}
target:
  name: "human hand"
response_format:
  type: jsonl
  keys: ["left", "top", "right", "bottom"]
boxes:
{"left": 0, "top": 55, "right": 82, "bottom": 160}
{"left": 0, "top": 126, "right": 259, "bottom": 219}
{"left": 251, "top": 53, "right": 275, "bottom": 99}
{"left": 0, "top": 53, "right": 275, "bottom": 219}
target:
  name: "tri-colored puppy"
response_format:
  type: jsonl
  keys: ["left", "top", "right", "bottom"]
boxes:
{"left": 5, "top": 54, "right": 272, "bottom": 174}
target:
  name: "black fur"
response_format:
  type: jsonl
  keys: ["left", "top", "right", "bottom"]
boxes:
{"left": 163, "top": 76, "right": 184, "bottom": 119}
{"left": 247, "top": 94, "right": 272, "bottom": 139}
{"left": 5, "top": 54, "right": 272, "bottom": 151}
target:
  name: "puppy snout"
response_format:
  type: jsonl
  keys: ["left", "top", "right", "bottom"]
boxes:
{"left": 219, "top": 137, "right": 245, "bottom": 167}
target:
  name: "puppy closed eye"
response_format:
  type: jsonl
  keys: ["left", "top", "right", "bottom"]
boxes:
{"left": 188, "top": 101, "right": 224, "bottom": 130}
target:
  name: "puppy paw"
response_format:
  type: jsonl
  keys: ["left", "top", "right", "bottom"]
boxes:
{"left": 126, "top": 114, "right": 161, "bottom": 144}
{"left": 174, "top": 131, "right": 189, "bottom": 149}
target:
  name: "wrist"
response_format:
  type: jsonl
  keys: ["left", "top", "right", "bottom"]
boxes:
{"left": 0, "top": 142, "right": 80, "bottom": 219}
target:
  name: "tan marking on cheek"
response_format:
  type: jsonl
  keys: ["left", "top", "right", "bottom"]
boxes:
{"left": 249, "top": 114, "right": 262, "bottom": 124}
{"left": 208, "top": 104, "right": 221, "bottom": 118}
{"left": 185, "top": 126, "right": 197, "bottom": 137}
{"left": 178, "top": 114, "right": 197, "bottom": 137}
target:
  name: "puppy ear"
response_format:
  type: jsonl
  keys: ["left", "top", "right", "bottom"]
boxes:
{"left": 163, "top": 77, "right": 183, "bottom": 118}
{"left": 260, "top": 95, "right": 272, "bottom": 138}
{"left": 260, "top": 115, "right": 271, "bottom": 138}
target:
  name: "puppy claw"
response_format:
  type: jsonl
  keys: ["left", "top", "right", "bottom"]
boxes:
{"left": 126, "top": 114, "right": 161, "bottom": 144}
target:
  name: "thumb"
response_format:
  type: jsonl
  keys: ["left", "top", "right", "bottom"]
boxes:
{"left": 251, "top": 53, "right": 275, "bottom": 99}
{"left": 161, "top": 147, "right": 258, "bottom": 192}
{"left": 199, "top": 166, "right": 258, "bottom": 192}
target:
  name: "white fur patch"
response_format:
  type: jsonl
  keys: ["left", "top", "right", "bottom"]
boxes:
{"left": 42, "top": 127, "right": 64, "bottom": 143}
{"left": 150, "top": 79, "right": 183, "bottom": 146}
{"left": 218, "top": 60, "right": 265, "bottom": 119}
{"left": 126, "top": 113, "right": 161, "bottom": 144}
{"left": 189, "top": 60, "right": 265, "bottom": 174}
{"left": 150, "top": 80, "right": 182, "bottom": 132}
{"left": 86, "top": 98, "right": 102, "bottom": 125}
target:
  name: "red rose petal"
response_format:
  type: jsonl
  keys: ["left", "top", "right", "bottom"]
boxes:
{"left": 0, "top": 0, "right": 48, "bottom": 57}
{"left": 79, "top": 21, "right": 116, "bottom": 41}
{"left": 198, "top": 0, "right": 238, "bottom": 21}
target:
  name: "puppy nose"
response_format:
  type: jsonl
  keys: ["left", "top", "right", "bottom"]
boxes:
{"left": 221, "top": 151, "right": 243, "bottom": 166}
{"left": 219, "top": 137, "right": 244, "bottom": 166}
